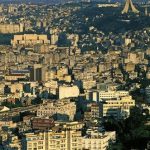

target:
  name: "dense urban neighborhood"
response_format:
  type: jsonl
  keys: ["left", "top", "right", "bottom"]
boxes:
{"left": 0, "top": 0, "right": 149, "bottom": 150}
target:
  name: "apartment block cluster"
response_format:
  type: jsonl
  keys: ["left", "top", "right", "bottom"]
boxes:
{"left": 22, "top": 123, "right": 115, "bottom": 150}
{"left": 0, "top": 31, "right": 137, "bottom": 149}
{"left": 0, "top": 2, "right": 150, "bottom": 150}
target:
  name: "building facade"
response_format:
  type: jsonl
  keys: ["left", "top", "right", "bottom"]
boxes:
{"left": 59, "top": 85, "right": 80, "bottom": 99}
{"left": 22, "top": 127, "right": 116, "bottom": 150}
{"left": 100, "top": 96, "right": 135, "bottom": 119}
{"left": 37, "top": 99, "right": 76, "bottom": 121}
{"left": 0, "top": 23, "right": 23, "bottom": 34}
{"left": 11, "top": 34, "right": 50, "bottom": 47}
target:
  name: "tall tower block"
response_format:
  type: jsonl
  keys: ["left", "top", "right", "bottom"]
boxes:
{"left": 122, "top": 0, "right": 139, "bottom": 14}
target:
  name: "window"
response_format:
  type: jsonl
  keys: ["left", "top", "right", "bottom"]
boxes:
{"left": 27, "top": 143, "right": 32, "bottom": 147}
{"left": 38, "top": 141, "right": 43, "bottom": 144}
{"left": 38, "top": 146, "right": 43, "bottom": 149}
{"left": 33, "top": 143, "right": 37, "bottom": 147}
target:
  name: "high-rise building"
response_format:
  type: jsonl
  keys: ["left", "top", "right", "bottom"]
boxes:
{"left": 30, "top": 64, "right": 46, "bottom": 82}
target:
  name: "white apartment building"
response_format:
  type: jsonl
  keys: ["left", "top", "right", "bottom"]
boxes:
{"left": 99, "top": 91, "right": 129, "bottom": 100}
{"left": 100, "top": 96, "right": 135, "bottom": 119}
{"left": 37, "top": 99, "right": 76, "bottom": 121}
{"left": 59, "top": 85, "right": 80, "bottom": 99}
{"left": 82, "top": 129, "right": 116, "bottom": 150}
{"left": 86, "top": 90, "right": 129, "bottom": 102}
{"left": 22, "top": 127, "right": 116, "bottom": 150}
{"left": 22, "top": 130, "right": 82, "bottom": 150}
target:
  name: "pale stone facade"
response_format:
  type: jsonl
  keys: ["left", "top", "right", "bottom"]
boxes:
{"left": 100, "top": 96, "right": 135, "bottom": 119}
{"left": 11, "top": 34, "right": 50, "bottom": 47}
{"left": 0, "top": 23, "right": 23, "bottom": 33}
{"left": 37, "top": 99, "right": 76, "bottom": 121}
{"left": 22, "top": 127, "right": 115, "bottom": 150}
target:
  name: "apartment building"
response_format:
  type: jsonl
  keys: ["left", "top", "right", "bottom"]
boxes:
{"left": 100, "top": 96, "right": 135, "bottom": 119}
{"left": 22, "top": 130, "right": 82, "bottom": 150}
{"left": 22, "top": 126, "right": 116, "bottom": 150}
{"left": 82, "top": 129, "right": 116, "bottom": 150}
{"left": 99, "top": 91, "right": 129, "bottom": 100}
{"left": 86, "top": 90, "right": 129, "bottom": 102}
{"left": 0, "top": 23, "right": 24, "bottom": 33}
{"left": 59, "top": 85, "right": 80, "bottom": 99}
{"left": 11, "top": 34, "right": 50, "bottom": 47}
{"left": 37, "top": 99, "right": 76, "bottom": 121}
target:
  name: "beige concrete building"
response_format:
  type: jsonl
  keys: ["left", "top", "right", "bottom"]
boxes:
{"left": 0, "top": 23, "right": 24, "bottom": 34}
{"left": 22, "top": 126, "right": 115, "bottom": 150}
{"left": 84, "top": 103, "right": 100, "bottom": 120}
{"left": 11, "top": 34, "right": 50, "bottom": 47}
{"left": 125, "top": 62, "right": 135, "bottom": 72}
{"left": 67, "top": 34, "right": 79, "bottom": 47}
{"left": 37, "top": 99, "right": 76, "bottom": 121}
{"left": 82, "top": 129, "right": 116, "bottom": 150}
{"left": 82, "top": 80, "right": 96, "bottom": 90}
{"left": 0, "top": 120, "right": 17, "bottom": 128}
{"left": 8, "top": 4, "right": 18, "bottom": 13}
{"left": 0, "top": 5, "right": 3, "bottom": 13}
{"left": 51, "top": 34, "right": 58, "bottom": 45}
{"left": 124, "top": 38, "right": 132, "bottom": 46}
{"left": 5, "top": 74, "right": 26, "bottom": 81}
{"left": 100, "top": 96, "right": 135, "bottom": 119}
{"left": 9, "top": 83, "right": 23, "bottom": 93}
{"left": 34, "top": 44, "right": 50, "bottom": 53}
{"left": 22, "top": 129, "right": 82, "bottom": 150}
{"left": 99, "top": 91, "right": 129, "bottom": 100}
{"left": 59, "top": 85, "right": 80, "bottom": 99}
{"left": 50, "top": 28, "right": 59, "bottom": 45}
{"left": 4, "top": 135, "right": 21, "bottom": 150}
{"left": 57, "top": 66, "right": 68, "bottom": 78}
{"left": 45, "top": 69, "right": 57, "bottom": 81}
